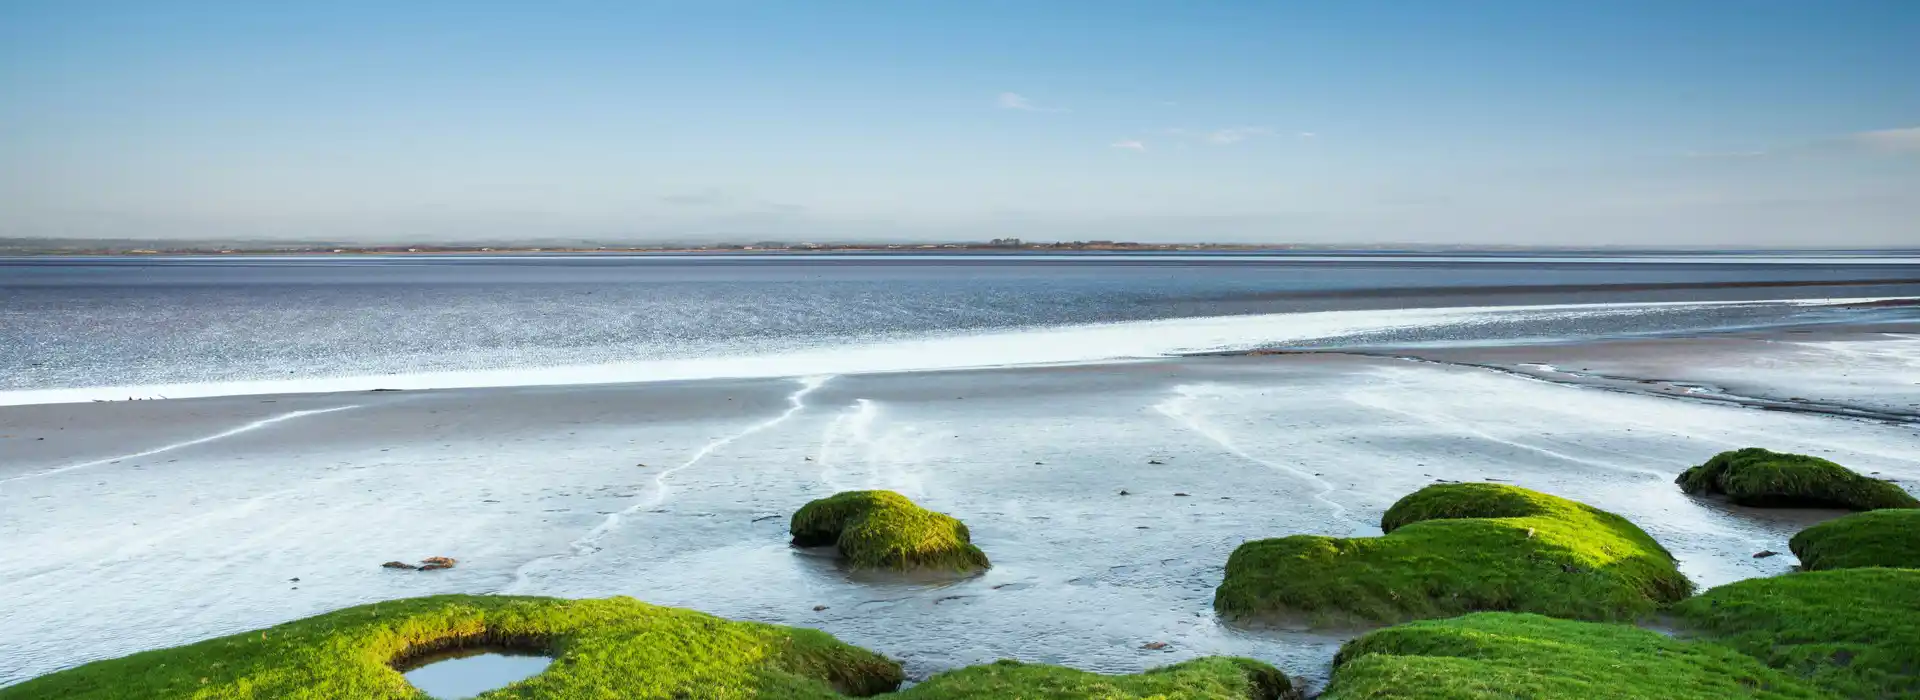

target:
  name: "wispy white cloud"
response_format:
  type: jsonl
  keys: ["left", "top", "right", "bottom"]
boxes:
{"left": 1851, "top": 126, "right": 1920, "bottom": 153}
{"left": 1297, "top": 131, "right": 1318, "bottom": 138}
{"left": 1110, "top": 139, "right": 1147, "bottom": 152}
{"left": 1204, "top": 126, "right": 1274, "bottom": 145}
{"left": 1685, "top": 150, "right": 1768, "bottom": 159}
{"left": 997, "top": 92, "right": 1066, "bottom": 112}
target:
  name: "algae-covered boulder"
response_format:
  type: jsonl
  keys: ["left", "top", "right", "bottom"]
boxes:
{"left": 1318, "top": 612, "right": 1828, "bottom": 699}
{"left": 900, "top": 657, "right": 1299, "bottom": 700}
{"left": 791, "top": 490, "right": 990, "bottom": 572}
{"left": 0, "top": 595, "right": 904, "bottom": 700}
{"left": 1676, "top": 447, "right": 1917, "bottom": 510}
{"left": 1674, "top": 568, "right": 1920, "bottom": 699}
{"left": 1214, "top": 483, "right": 1691, "bottom": 624}
{"left": 1789, "top": 509, "right": 1920, "bottom": 570}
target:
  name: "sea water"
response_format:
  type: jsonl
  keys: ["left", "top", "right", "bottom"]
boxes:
{"left": 4, "top": 252, "right": 1916, "bottom": 404}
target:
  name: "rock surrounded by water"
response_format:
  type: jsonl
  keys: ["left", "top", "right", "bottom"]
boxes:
{"left": 1676, "top": 447, "right": 1920, "bottom": 510}
{"left": 790, "top": 490, "right": 991, "bottom": 572}
{"left": 1214, "top": 483, "right": 1693, "bottom": 623}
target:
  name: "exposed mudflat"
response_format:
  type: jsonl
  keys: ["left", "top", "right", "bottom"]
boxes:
{"left": 4, "top": 334, "right": 1918, "bottom": 692}
{"left": 1392, "top": 328, "right": 1920, "bottom": 423}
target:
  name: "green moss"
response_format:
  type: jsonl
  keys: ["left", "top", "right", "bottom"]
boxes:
{"left": 0, "top": 595, "right": 1301, "bottom": 700}
{"left": 1789, "top": 509, "right": 1920, "bottom": 570}
{"left": 1214, "top": 483, "right": 1692, "bottom": 624}
{"left": 791, "top": 490, "right": 990, "bottom": 572}
{"left": 1378, "top": 482, "right": 1547, "bottom": 533}
{"left": 1318, "top": 612, "right": 1829, "bottom": 699}
{"left": 1675, "top": 447, "right": 1918, "bottom": 510}
{"left": 1673, "top": 568, "right": 1920, "bottom": 699}
{"left": 898, "top": 657, "right": 1298, "bottom": 700}
{"left": 0, "top": 595, "right": 903, "bottom": 700}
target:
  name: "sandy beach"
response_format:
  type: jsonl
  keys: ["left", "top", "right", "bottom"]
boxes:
{"left": 4, "top": 326, "right": 1916, "bottom": 691}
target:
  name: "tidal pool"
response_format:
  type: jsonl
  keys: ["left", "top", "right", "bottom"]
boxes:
{"left": 399, "top": 648, "right": 553, "bottom": 699}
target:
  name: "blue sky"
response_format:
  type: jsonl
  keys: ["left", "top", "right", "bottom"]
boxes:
{"left": 2, "top": 1, "right": 1916, "bottom": 245}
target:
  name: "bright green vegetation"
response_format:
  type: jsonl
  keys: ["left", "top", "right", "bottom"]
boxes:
{"left": 1214, "top": 483, "right": 1692, "bottom": 624}
{"left": 0, "top": 595, "right": 904, "bottom": 700}
{"left": 899, "top": 658, "right": 1298, "bottom": 700}
{"left": 1317, "top": 612, "right": 1830, "bottom": 699}
{"left": 1673, "top": 569, "right": 1920, "bottom": 699}
{"left": 0, "top": 594, "right": 1301, "bottom": 700}
{"left": 1789, "top": 509, "right": 1920, "bottom": 570}
{"left": 1675, "top": 447, "right": 1918, "bottom": 510}
{"left": 790, "top": 490, "right": 990, "bottom": 572}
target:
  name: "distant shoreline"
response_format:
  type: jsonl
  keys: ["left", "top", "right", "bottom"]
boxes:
{"left": 9, "top": 242, "right": 1250, "bottom": 256}
{"left": 6, "top": 242, "right": 1920, "bottom": 257}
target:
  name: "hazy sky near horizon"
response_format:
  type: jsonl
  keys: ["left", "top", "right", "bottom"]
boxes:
{"left": 2, "top": 1, "right": 1917, "bottom": 246}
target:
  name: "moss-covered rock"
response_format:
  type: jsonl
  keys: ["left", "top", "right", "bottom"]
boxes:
{"left": 1673, "top": 568, "right": 1920, "bottom": 699}
{"left": 1214, "top": 483, "right": 1692, "bottom": 624}
{"left": 900, "top": 657, "right": 1298, "bottom": 700}
{"left": 1676, "top": 447, "right": 1917, "bottom": 510}
{"left": 1789, "top": 509, "right": 1920, "bottom": 570}
{"left": 1318, "top": 612, "right": 1829, "bottom": 699}
{"left": 1, "top": 594, "right": 1302, "bottom": 700}
{"left": 0, "top": 595, "right": 904, "bottom": 700}
{"left": 791, "top": 490, "right": 990, "bottom": 572}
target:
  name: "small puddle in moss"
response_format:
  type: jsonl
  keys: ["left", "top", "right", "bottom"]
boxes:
{"left": 400, "top": 647, "right": 553, "bottom": 699}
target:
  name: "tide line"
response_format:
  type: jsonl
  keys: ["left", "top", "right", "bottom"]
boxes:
{"left": 500, "top": 375, "right": 831, "bottom": 593}
{"left": 1154, "top": 384, "right": 1352, "bottom": 523}
{"left": 814, "top": 398, "right": 877, "bottom": 492}
{"left": 1, "top": 405, "right": 361, "bottom": 485}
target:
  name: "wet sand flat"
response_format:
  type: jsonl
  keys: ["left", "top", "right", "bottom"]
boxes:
{"left": 3, "top": 339, "right": 1918, "bottom": 691}
{"left": 1393, "top": 328, "right": 1920, "bottom": 420}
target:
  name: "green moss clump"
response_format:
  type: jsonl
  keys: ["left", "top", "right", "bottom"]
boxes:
{"left": 1673, "top": 568, "right": 1920, "bottom": 699}
{"left": 899, "top": 657, "right": 1299, "bottom": 700}
{"left": 1789, "top": 509, "right": 1920, "bottom": 570}
{"left": 1214, "top": 483, "right": 1692, "bottom": 624}
{"left": 1318, "top": 612, "right": 1829, "bottom": 699}
{"left": 0, "top": 595, "right": 903, "bottom": 700}
{"left": 2, "top": 595, "right": 1301, "bottom": 700}
{"left": 1675, "top": 447, "right": 1918, "bottom": 510}
{"left": 791, "top": 490, "right": 990, "bottom": 572}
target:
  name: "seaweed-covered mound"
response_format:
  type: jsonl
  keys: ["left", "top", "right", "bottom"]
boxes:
{"left": 1674, "top": 568, "right": 1920, "bottom": 699}
{"left": 1676, "top": 447, "right": 1918, "bottom": 510}
{"left": 0, "top": 595, "right": 1296, "bottom": 700}
{"left": 1215, "top": 483, "right": 1692, "bottom": 624}
{"left": 1318, "top": 612, "right": 1828, "bottom": 699}
{"left": 0, "top": 595, "right": 904, "bottom": 700}
{"left": 1789, "top": 509, "right": 1920, "bottom": 570}
{"left": 791, "top": 490, "right": 990, "bottom": 572}
{"left": 901, "top": 657, "right": 1299, "bottom": 700}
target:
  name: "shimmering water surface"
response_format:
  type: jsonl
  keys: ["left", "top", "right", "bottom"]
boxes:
{"left": 4, "top": 253, "right": 1918, "bottom": 401}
